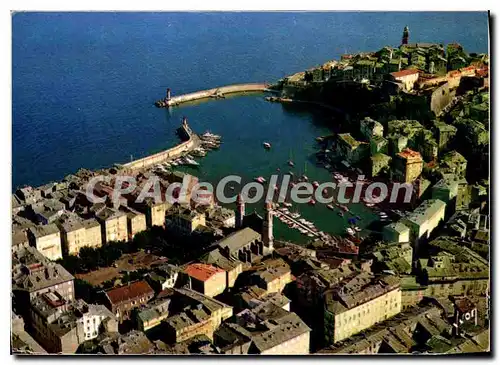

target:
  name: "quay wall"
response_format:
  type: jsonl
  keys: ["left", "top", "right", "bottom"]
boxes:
{"left": 122, "top": 124, "right": 199, "bottom": 171}
{"left": 167, "top": 83, "right": 270, "bottom": 106}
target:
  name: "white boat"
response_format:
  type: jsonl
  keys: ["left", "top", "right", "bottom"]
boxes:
{"left": 307, "top": 233, "right": 314, "bottom": 238}
{"left": 184, "top": 157, "right": 199, "bottom": 166}
{"left": 354, "top": 227, "right": 362, "bottom": 232}
{"left": 263, "top": 142, "right": 272, "bottom": 149}
{"left": 346, "top": 228, "right": 355, "bottom": 236}
{"left": 254, "top": 176, "right": 266, "bottom": 184}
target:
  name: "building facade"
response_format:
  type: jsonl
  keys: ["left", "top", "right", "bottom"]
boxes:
{"left": 324, "top": 274, "right": 401, "bottom": 344}
{"left": 28, "top": 224, "right": 62, "bottom": 261}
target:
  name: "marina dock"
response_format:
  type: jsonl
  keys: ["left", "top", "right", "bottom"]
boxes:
{"left": 274, "top": 209, "right": 320, "bottom": 238}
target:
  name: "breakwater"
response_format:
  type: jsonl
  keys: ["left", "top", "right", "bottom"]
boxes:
{"left": 121, "top": 120, "right": 200, "bottom": 171}
{"left": 155, "top": 83, "right": 273, "bottom": 107}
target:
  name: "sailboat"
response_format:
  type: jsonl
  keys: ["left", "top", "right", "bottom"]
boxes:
{"left": 288, "top": 149, "right": 295, "bottom": 167}
{"left": 301, "top": 162, "right": 309, "bottom": 181}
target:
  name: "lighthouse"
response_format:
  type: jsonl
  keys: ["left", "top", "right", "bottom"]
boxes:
{"left": 402, "top": 26, "right": 409, "bottom": 45}
{"left": 262, "top": 201, "right": 274, "bottom": 254}
{"left": 165, "top": 88, "right": 171, "bottom": 102}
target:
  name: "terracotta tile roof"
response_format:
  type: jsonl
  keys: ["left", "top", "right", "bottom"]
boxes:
{"left": 184, "top": 263, "right": 225, "bottom": 282}
{"left": 398, "top": 148, "right": 422, "bottom": 160}
{"left": 390, "top": 69, "right": 420, "bottom": 78}
{"left": 105, "top": 281, "right": 154, "bottom": 306}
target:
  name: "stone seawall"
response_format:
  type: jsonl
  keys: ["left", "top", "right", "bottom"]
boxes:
{"left": 122, "top": 123, "right": 199, "bottom": 171}
{"left": 157, "top": 83, "right": 271, "bottom": 107}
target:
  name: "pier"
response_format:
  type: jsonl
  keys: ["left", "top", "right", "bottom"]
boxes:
{"left": 156, "top": 83, "right": 274, "bottom": 107}
{"left": 121, "top": 118, "right": 200, "bottom": 171}
{"left": 274, "top": 210, "right": 320, "bottom": 237}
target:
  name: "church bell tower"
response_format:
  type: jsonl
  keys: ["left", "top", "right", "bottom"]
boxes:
{"left": 262, "top": 201, "right": 274, "bottom": 253}
{"left": 236, "top": 193, "right": 245, "bottom": 228}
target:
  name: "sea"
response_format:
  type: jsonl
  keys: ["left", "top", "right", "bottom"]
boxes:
{"left": 12, "top": 12, "right": 489, "bottom": 241}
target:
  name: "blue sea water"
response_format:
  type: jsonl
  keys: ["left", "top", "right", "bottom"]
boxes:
{"left": 12, "top": 12, "right": 489, "bottom": 239}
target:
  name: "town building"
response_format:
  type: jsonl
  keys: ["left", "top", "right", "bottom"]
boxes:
{"left": 31, "top": 199, "right": 66, "bottom": 225}
{"left": 360, "top": 117, "right": 384, "bottom": 141}
{"left": 29, "top": 294, "right": 117, "bottom": 353}
{"left": 366, "top": 241, "right": 413, "bottom": 274}
{"left": 164, "top": 308, "right": 213, "bottom": 343}
{"left": 387, "top": 119, "right": 425, "bottom": 147}
{"left": 136, "top": 297, "right": 171, "bottom": 331}
{"left": 388, "top": 135, "right": 409, "bottom": 156}
{"left": 370, "top": 136, "right": 389, "bottom": 155}
{"left": 11, "top": 311, "right": 47, "bottom": 354}
{"left": 319, "top": 303, "right": 459, "bottom": 354}
{"left": 251, "top": 258, "right": 292, "bottom": 294}
{"left": 96, "top": 330, "right": 158, "bottom": 354}
{"left": 95, "top": 207, "right": 128, "bottom": 243}
{"left": 144, "top": 264, "right": 180, "bottom": 292}
{"left": 383, "top": 222, "right": 410, "bottom": 243}
{"left": 323, "top": 273, "right": 401, "bottom": 344}
{"left": 120, "top": 206, "right": 147, "bottom": 239}
{"left": 56, "top": 214, "right": 87, "bottom": 256}
{"left": 399, "top": 199, "right": 446, "bottom": 241}
{"left": 216, "top": 227, "right": 264, "bottom": 264}
{"left": 12, "top": 247, "right": 75, "bottom": 313}
{"left": 392, "top": 148, "right": 423, "bottom": 183}
{"left": 433, "top": 121, "right": 457, "bottom": 152}
{"left": 184, "top": 263, "right": 227, "bottom": 297}
{"left": 440, "top": 150, "right": 468, "bottom": 178}
{"left": 370, "top": 153, "right": 392, "bottom": 177}
{"left": 214, "top": 302, "right": 311, "bottom": 354}
{"left": 12, "top": 228, "right": 30, "bottom": 253}
{"left": 163, "top": 288, "right": 233, "bottom": 343}
{"left": 16, "top": 186, "right": 42, "bottom": 205}
{"left": 202, "top": 248, "right": 244, "bottom": 288}
{"left": 455, "top": 179, "right": 472, "bottom": 211}
{"left": 206, "top": 206, "right": 236, "bottom": 228}
{"left": 334, "top": 133, "right": 369, "bottom": 164}
{"left": 165, "top": 206, "right": 206, "bottom": 235}
{"left": 104, "top": 280, "right": 155, "bottom": 322}
{"left": 235, "top": 286, "right": 291, "bottom": 311}
{"left": 132, "top": 198, "right": 172, "bottom": 228}
{"left": 389, "top": 69, "right": 420, "bottom": 91}
{"left": 432, "top": 174, "right": 459, "bottom": 203}
{"left": 415, "top": 237, "right": 489, "bottom": 297}
{"left": 27, "top": 224, "right": 62, "bottom": 261}
{"left": 81, "top": 218, "right": 102, "bottom": 249}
